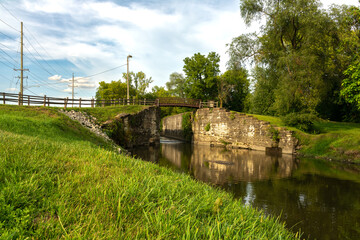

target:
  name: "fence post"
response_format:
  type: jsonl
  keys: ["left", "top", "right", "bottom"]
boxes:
{"left": 79, "top": 98, "right": 82, "bottom": 108}
{"left": 47, "top": 97, "right": 50, "bottom": 107}
{"left": 64, "top": 97, "right": 68, "bottom": 109}
{"left": 28, "top": 95, "right": 30, "bottom": 106}
{"left": 43, "top": 95, "right": 46, "bottom": 107}
{"left": 144, "top": 98, "right": 146, "bottom": 105}
{"left": 18, "top": 92, "right": 21, "bottom": 106}
{"left": 3, "top": 92, "right": 5, "bottom": 105}
{"left": 199, "top": 100, "right": 202, "bottom": 108}
{"left": 91, "top": 98, "right": 94, "bottom": 108}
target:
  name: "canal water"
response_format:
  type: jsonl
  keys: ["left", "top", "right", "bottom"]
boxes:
{"left": 131, "top": 137, "right": 360, "bottom": 240}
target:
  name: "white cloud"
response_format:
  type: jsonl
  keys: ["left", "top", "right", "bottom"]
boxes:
{"left": 77, "top": 83, "right": 96, "bottom": 88}
{"left": 6, "top": 88, "right": 17, "bottom": 92}
{"left": 1, "top": 0, "right": 358, "bottom": 98}
{"left": 63, "top": 88, "right": 72, "bottom": 93}
{"left": 48, "top": 75, "right": 62, "bottom": 81}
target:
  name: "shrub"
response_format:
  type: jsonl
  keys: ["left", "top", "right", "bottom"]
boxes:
{"left": 182, "top": 112, "right": 193, "bottom": 141}
{"left": 205, "top": 122, "right": 211, "bottom": 131}
{"left": 282, "top": 113, "right": 318, "bottom": 133}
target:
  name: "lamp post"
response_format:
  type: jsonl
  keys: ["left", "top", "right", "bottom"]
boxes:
{"left": 127, "top": 54, "right": 132, "bottom": 105}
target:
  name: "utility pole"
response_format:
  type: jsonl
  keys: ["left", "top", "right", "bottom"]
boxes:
{"left": 127, "top": 54, "right": 132, "bottom": 105}
{"left": 14, "top": 22, "right": 28, "bottom": 105}
{"left": 72, "top": 73, "right": 74, "bottom": 107}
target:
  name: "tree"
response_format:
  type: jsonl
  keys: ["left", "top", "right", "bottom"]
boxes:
{"left": 228, "top": 0, "right": 360, "bottom": 119}
{"left": 341, "top": 60, "right": 360, "bottom": 110}
{"left": 95, "top": 80, "right": 136, "bottom": 104}
{"left": 218, "top": 68, "right": 250, "bottom": 111}
{"left": 166, "top": 72, "right": 186, "bottom": 98}
{"left": 183, "top": 52, "right": 220, "bottom": 100}
{"left": 122, "top": 71, "right": 153, "bottom": 98}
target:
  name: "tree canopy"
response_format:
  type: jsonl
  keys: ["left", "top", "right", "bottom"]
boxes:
{"left": 227, "top": 0, "right": 360, "bottom": 121}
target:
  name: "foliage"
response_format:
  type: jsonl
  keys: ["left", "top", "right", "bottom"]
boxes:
{"left": 121, "top": 71, "right": 153, "bottom": 98}
{"left": 166, "top": 72, "right": 186, "bottom": 98}
{"left": 0, "top": 105, "right": 300, "bottom": 239}
{"left": 269, "top": 127, "right": 280, "bottom": 143}
{"left": 160, "top": 107, "right": 193, "bottom": 119}
{"left": 183, "top": 52, "right": 220, "bottom": 100}
{"left": 95, "top": 80, "right": 136, "bottom": 104}
{"left": 282, "top": 113, "right": 319, "bottom": 133}
{"left": 228, "top": 0, "right": 360, "bottom": 120}
{"left": 69, "top": 105, "right": 146, "bottom": 124}
{"left": 95, "top": 71, "right": 153, "bottom": 103}
{"left": 220, "top": 68, "right": 250, "bottom": 111}
{"left": 181, "top": 112, "right": 193, "bottom": 142}
{"left": 341, "top": 60, "right": 360, "bottom": 110}
{"left": 205, "top": 122, "right": 211, "bottom": 131}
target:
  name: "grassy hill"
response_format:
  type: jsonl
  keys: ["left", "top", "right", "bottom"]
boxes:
{"left": 0, "top": 105, "right": 299, "bottom": 239}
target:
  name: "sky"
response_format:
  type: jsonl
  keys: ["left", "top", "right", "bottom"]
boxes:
{"left": 0, "top": 0, "right": 359, "bottom": 99}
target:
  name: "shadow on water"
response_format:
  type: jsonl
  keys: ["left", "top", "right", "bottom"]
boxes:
{"left": 131, "top": 137, "right": 360, "bottom": 240}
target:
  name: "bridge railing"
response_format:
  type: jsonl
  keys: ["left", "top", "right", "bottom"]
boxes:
{"left": 0, "top": 92, "right": 156, "bottom": 108}
{"left": 156, "top": 97, "right": 201, "bottom": 108}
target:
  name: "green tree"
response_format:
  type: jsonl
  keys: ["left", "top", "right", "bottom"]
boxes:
{"left": 183, "top": 52, "right": 220, "bottom": 100}
{"left": 95, "top": 80, "right": 136, "bottom": 104}
{"left": 228, "top": 0, "right": 360, "bottom": 119}
{"left": 341, "top": 60, "right": 360, "bottom": 110}
{"left": 122, "top": 71, "right": 153, "bottom": 98}
{"left": 218, "top": 68, "right": 250, "bottom": 111}
{"left": 166, "top": 72, "right": 186, "bottom": 98}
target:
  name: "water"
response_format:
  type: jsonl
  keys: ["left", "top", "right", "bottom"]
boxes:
{"left": 131, "top": 137, "right": 360, "bottom": 240}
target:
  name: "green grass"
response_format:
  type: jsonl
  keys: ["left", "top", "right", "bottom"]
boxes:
{"left": 66, "top": 105, "right": 147, "bottom": 123}
{"left": 0, "top": 105, "right": 299, "bottom": 239}
{"left": 249, "top": 113, "right": 360, "bottom": 163}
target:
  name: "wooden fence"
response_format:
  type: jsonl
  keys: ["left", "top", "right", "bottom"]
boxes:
{"left": 0, "top": 92, "right": 218, "bottom": 109}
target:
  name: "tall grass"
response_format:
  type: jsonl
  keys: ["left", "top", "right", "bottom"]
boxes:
{"left": 0, "top": 105, "right": 299, "bottom": 239}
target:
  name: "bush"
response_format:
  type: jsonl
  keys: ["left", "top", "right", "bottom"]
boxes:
{"left": 282, "top": 113, "right": 318, "bottom": 133}
{"left": 205, "top": 122, "right": 211, "bottom": 131}
{"left": 182, "top": 112, "right": 193, "bottom": 141}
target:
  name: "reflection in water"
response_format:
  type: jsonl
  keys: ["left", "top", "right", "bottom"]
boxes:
{"left": 131, "top": 138, "right": 360, "bottom": 240}
{"left": 161, "top": 143, "right": 297, "bottom": 184}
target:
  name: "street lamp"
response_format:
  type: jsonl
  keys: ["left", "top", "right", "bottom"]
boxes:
{"left": 127, "top": 54, "right": 132, "bottom": 105}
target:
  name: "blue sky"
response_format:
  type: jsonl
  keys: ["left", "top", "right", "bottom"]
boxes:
{"left": 0, "top": 0, "right": 359, "bottom": 98}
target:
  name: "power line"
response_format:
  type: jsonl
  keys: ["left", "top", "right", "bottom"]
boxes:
{"left": 23, "top": 35, "right": 60, "bottom": 75}
{"left": 0, "top": 57, "right": 15, "bottom": 69}
{"left": 0, "top": 18, "right": 19, "bottom": 33}
{"left": 0, "top": 31, "right": 16, "bottom": 40}
{"left": 76, "top": 64, "right": 127, "bottom": 80}
{"left": 23, "top": 27, "right": 73, "bottom": 76}
{"left": 0, "top": 2, "right": 21, "bottom": 21}
{"left": 23, "top": 44, "right": 54, "bottom": 75}
{"left": 0, "top": 72, "right": 12, "bottom": 81}
{"left": 0, "top": 46, "right": 19, "bottom": 65}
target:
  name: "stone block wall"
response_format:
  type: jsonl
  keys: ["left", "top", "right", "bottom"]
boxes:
{"left": 162, "top": 113, "right": 188, "bottom": 141}
{"left": 192, "top": 108, "right": 297, "bottom": 154}
{"left": 102, "top": 106, "right": 160, "bottom": 148}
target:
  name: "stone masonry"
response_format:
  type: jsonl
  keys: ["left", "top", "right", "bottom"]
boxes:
{"left": 102, "top": 106, "right": 161, "bottom": 148}
{"left": 192, "top": 108, "right": 297, "bottom": 154}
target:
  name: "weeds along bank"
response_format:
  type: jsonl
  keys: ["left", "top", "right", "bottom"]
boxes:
{"left": 0, "top": 105, "right": 299, "bottom": 239}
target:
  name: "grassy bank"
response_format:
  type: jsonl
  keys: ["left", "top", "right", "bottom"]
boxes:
{"left": 65, "top": 105, "right": 148, "bottom": 123}
{"left": 0, "top": 105, "right": 299, "bottom": 239}
{"left": 251, "top": 114, "right": 360, "bottom": 163}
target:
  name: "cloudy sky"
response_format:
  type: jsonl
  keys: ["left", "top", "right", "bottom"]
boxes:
{"left": 0, "top": 0, "right": 359, "bottom": 98}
